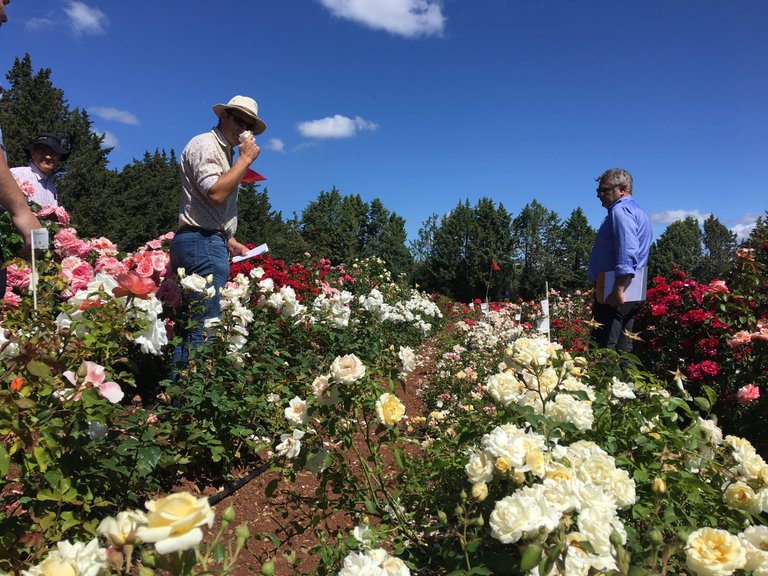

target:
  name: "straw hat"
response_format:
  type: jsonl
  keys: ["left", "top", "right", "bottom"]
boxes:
{"left": 212, "top": 95, "right": 267, "bottom": 135}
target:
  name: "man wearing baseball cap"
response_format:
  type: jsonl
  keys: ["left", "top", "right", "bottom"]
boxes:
{"left": 0, "top": 0, "right": 44, "bottom": 301}
{"left": 11, "top": 133, "right": 71, "bottom": 207}
{"left": 170, "top": 95, "right": 266, "bottom": 364}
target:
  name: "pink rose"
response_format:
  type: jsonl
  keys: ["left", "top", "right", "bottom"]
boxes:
{"left": 5, "top": 264, "right": 31, "bottom": 289}
{"left": 95, "top": 256, "right": 128, "bottom": 278}
{"left": 706, "top": 280, "right": 729, "bottom": 294}
{"left": 737, "top": 384, "right": 760, "bottom": 404}
{"left": 55, "top": 206, "right": 71, "bottom": 225}
{"left": 752, "top": 327, "right": 768, "bottom": 342}
{"left": 135, "top": 259, "right": 155, "bottom": 278}
{"left": 150, "top": 250, "right": 169, "bottom": 273}
{"left": 2, "top": 289, "right": 22, "bottom": 307}
{"left": 54, "top": 228, "right": 92, "bottom": 258}
{"left": 112, "top": 271, "right": 157, "bottom": 300}
{"left": 90, "top": 237, "right": 118, "bottom": 257}
{"left": 728, "top": 331, "right": 752, "bottom": 348}
{"left": 14, "top": 177, "right": 34, "bottom": 198}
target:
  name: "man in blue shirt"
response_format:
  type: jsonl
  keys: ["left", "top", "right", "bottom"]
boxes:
{"left": 587, "top": 168, "right": 652, "bottom": 354}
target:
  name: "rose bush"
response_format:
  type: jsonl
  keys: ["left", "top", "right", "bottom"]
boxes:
{"left": 4, "top": 210, "right": 768, "bottom": 575}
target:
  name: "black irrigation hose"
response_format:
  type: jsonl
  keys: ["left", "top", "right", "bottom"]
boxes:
{"left": 207, "top": 460, "right": 272, "bottom": 506}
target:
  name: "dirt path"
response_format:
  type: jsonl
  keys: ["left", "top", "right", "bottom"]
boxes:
{"left": 192, "top": 335, "right": 442, "bottom": 575}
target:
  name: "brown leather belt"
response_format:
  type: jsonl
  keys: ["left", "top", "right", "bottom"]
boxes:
{"left": 177, "top": 225, "right": 227, "bottom": 241}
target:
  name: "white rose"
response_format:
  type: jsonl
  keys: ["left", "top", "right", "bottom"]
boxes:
{"left": 465, "top": 450, "right": 494, "bottom": 484}
{"left": 21, "top": 538, "right": 107, "bottom": 576}
{"left": 135, "top": 492, "right": 215, "bottom": 554}
{"left": 610, "top": 377, "right": 636, "bottom": 400}
{"left": 311, "top": 375, "right": 339, "bottom": 406}
{"left": 330, "top": 354, "right": 366, "bottom": 384}
{"left": 489, "top": 485, "right": 560, "bottom": 544}
{"left": 180, "top": 273, "right": 210, "bottom": 294}
{"left": 741, "top": 525, "right": 768, "bottom": 572}
{"left": 98, "top": 510, "right": 148, "bottom": 547}
{"left": 485, "top": 371, "right": 524, "bottom": 406}
{"left": 275, "top": 429, "right": 304, "bottom": 459}
{"left": 284, "top": 396, "right": 309, "bottom": 425}
{"left": 238, "top": 130, "right": 253, "bottom": 143}
{"left": 398, "top": 346, "right": 417, "bottom": 374}
{"left": 686, "top": 528, "right": 746, "bottom": 576}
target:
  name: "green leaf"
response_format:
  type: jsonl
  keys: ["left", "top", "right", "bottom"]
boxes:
{"left": 0, "top": 445, "right": 9, "bottom": 477}
{"left": 26, "top": 360, "right": 52, "bottom": 379}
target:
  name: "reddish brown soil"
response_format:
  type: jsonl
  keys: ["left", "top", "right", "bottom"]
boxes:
{"left": 189, "top": 337, "right": 440, "bottom": 575}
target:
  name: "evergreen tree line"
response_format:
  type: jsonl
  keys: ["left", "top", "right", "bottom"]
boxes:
{"left": 0, "top": 55, "right": 752, "bottom": 302}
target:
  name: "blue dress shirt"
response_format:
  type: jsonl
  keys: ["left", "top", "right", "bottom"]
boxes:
{"left": 587, "top": 196, "right": 652, "bottom": 282}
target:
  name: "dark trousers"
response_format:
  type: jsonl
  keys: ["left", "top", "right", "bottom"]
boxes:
{"left": 590, "top": 299, "right": 644, "bottom": 354}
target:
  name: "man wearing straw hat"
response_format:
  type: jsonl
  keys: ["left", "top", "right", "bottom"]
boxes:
{"left": 0, "top": 0, "right": 44, "bottom": 301}
{"left": 169, "top": 95, "right": 266, "bottom": 363}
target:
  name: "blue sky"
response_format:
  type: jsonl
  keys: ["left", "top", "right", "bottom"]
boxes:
{"left": 2, "top": 0, "right": 766, "bottom": 243}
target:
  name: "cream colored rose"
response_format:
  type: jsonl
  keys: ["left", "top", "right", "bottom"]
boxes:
{"left": 330, "top": 354, "right": 366, "bottom": 384}
{"left": 471, "top": 482, "right": 489, "bottom": 502}
{"left": 376, "top": 393, "right": 406, "bottom": 426}
{"left": 97, "top": 509, "right": 148, "bottom": 547}
{"left": 485, "top": 371, "right": 524, "bottom": 406}
{"left": 21, "top": 539, "right": 107, "bottom": 576}
{"left": 740, "top": 525, "right": 768, "bottom": 572}
{"left": 686, "top": 527, "right": 746, "bottom": 576}
{"left": 311, "top": 375, "right": 339, "bottom": 406}
{"left": 135, "top": 492, "right": 215, "bottom": 554}
{"left": 724, "top": 482, "right": 759, "bottom": 513}
{"left": 494, "top": 456, "right": 512, "bottom": 476}
{"left": 465, "top": 451, "right": 494, "bottom": 484}
{"left": 21, "top": 556, "right": 76, "bottom": 576}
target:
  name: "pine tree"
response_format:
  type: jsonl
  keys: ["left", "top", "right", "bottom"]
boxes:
{"left": 557, "top": 208, "right": 596, "bottom": 292}
{"left": 650, "top": 217, "right": 703, "bottom": 279}
{"left": 695, "top": 214, "right": 737, "bottom": 282}
{"left": 511, "top": 200, "right": 563, "bottom": 300}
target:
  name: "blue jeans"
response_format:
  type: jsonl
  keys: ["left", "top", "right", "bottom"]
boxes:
{"left": 169, "top": 230, "right": 229, "bottom": 366}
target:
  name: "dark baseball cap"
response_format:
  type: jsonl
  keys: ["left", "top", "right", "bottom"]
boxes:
{"left": 23, "top": 133, "right": 70, "bottom": 160}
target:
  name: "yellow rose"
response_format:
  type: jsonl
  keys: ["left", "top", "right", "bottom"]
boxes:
{"left": 652, "top": 477, "right": 667, "bottom": 495}
{"left": 685, "top": 527, "right": 746, "bottom": 576}
{"left": 135, "top": 492, "right": 215, "bottom": 554}
{"left": 494, "top": 456, "right": 512, "bottom": 475}
{"left": 376, "top": 393, "right": 406, "bottom": 426}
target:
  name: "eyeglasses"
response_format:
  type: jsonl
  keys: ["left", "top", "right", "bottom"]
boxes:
{"left": 227, "top": 110, "right": 255, "bottom": 131}
{"left": 596, "top": 183, "right": 622, "bottom": 194}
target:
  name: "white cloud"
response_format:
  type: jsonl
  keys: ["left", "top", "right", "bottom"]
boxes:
{"left": 88, "top": 107, "right": 140, "bottom": 126}
{"left": 318, "top": 0, "right": 445, "bottom": 38}
{"left": 297, "top": 115, "right": 378, "bottom": 139}
{"left": 650, "top": 209, "right": 711, "bottom": 226}
{"left": 265, "top": 138, "right": 285, "bottom": 153}
{"left": 64, "top": 1, "right": 108, "bottom": 36}
{"left": 98, "top": 130, "right": 118, "bottom": 150}
{"left": 729, "top": 213, "right": 762, "bottom": 242}
{"left": 25, "top": 17, "right": 55, "bottom": 32}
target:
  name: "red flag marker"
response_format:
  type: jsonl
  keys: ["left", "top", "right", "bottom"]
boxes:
{"left": 241, "top": 168, "right": 266, "bottom": 183}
